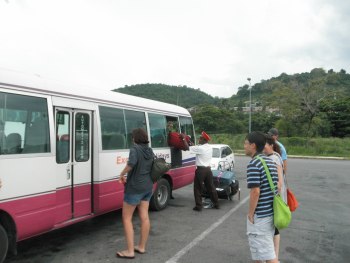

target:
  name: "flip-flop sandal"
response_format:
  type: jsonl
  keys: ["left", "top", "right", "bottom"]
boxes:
{"left": 134, "top": 248, "right": 146, "bottom": 254}
{"left": 116, "top": 252, "right": 135, "bottom": 259}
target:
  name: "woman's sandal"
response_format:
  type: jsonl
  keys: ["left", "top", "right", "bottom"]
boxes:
{"left": 134, "top": 248, "right": 146, "bottom": 254}
{"left": 116, "top": 251, "right": 135, "bottom": 259}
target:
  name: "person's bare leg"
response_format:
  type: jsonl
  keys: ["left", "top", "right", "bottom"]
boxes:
{"left": 118, "top": 202, "right": 137, "bottom": 257}
{"left": 274, "top": 234, "right": 280, "bottom": 261}
{"left": 266, "top": 258, "right": 278, "bottom": 263}
{"left": 252, "top": 256, "right": 278, "bottom": 262}
{"left": 136, "top": 200, "right": 150, "bottom": 252}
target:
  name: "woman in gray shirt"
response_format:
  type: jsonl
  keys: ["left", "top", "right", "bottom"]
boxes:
{"left": 117, "top": 128, "right": 154, "bottom": 259}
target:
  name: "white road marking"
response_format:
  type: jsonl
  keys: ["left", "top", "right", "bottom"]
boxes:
{"left": 165, "top": 195, "right": 250, "bottom": 263}
{"left": 114, "top": 237, "right": 125, "bottom": 243}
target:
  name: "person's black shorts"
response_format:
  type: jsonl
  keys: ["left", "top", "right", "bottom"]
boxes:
{"left": 274, "top": 228, "right": 279, "bottom": 235}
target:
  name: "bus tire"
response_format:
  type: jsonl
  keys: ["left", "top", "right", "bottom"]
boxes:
{"left": 150, "top": 178, "right": 170, "bottom": 211}
{"left": 0, "top": 224, "right": 8, "bottom": 263}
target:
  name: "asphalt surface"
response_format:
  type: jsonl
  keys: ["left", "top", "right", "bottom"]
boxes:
{"left": 5, "top": 156, "right": 350, "bottom": 263}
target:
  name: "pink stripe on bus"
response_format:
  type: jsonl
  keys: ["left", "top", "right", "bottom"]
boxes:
{"left": 0, "top": 165, "right": 195, "bottom": 241}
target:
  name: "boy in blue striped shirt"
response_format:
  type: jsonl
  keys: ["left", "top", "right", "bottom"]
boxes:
{"left": 244, "top": 131, "right": 278, "bottom": 263}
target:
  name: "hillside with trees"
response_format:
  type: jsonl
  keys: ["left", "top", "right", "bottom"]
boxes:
{"left": 114, "top": 68, "right": 350, "bottom": 138}
{"left": 114, "top": 83, "right": 217, "bottom": 108}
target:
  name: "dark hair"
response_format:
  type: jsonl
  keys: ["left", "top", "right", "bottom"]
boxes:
{"left": 132, "top": 128, "right": 149, "bottom": 144}
{"left": 265, "top": 134, "right": 281, "bottom": 155}
{"left": 245, "top": 131, "right": 266, "bottom": 153}
{"left": 268, "top": 128, "right": 279, "bottom": 136}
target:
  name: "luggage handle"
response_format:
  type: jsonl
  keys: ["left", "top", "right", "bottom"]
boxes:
{"left": 218, "top": 161, "right": 231, "bottom": 171}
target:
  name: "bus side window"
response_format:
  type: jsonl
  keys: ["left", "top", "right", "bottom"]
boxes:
{"left": 75, "top": 113, "right": 90, "bottom": 162}
{"left": 6, "top": 133, "right": 22, "bottom": 154}
{"left": 108, "top": 134, "right": 126, "bottom": 149}
{"left": 165, "top": 116, "right": 179, "bottom": 146}
{"left": 99, "top": 106, "right": 127, "bottom": 151}
{"left": 56, "top": 111, "right": 70, "bottom": 163}
{"left": 179, "top": 116, "right": 195, "bottom": 145}
{"left": 57, "top": 134, "right": 70, "bottom": 163}
{"left": 124, "top": 110, "right": 147, "bottom": 148}
{"left": 0, "top": 120, "right": 6, "bottom": 154}
{"left": 23, "top": 118, "right": 50, "bottom": 153}
{"left": 0, "top": 92, "right": 49, "bottom": 155}
{"left": 148, "top": 113, "right": 167, "bottom": 148}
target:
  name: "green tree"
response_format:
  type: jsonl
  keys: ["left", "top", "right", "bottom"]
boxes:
{"left": 192, "top": 105, "right": 246, "bottom": 134}
{"left": 251, "top": 112, "right": 279, "bottom": 133}
{"left": 266, "top": 84, "right": 302, "bottom": 136}
{"left": 290, "top": 78, "right": 328, "bottom": 136}
{"left": 319, "top": 97, "right": 350, "bottom": 137}
{"left": 192, "top": 105, "right": 222, "bottom": 132}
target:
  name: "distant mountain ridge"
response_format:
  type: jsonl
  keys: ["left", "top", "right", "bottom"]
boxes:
{"left": 114, "top": 83, "right": 216, "bottom": 108}
{"left": 114, "top": 68, "right": 350, "bottom": 109}
{"left": 114, "top": 69, "right": 350, "bottom": 137}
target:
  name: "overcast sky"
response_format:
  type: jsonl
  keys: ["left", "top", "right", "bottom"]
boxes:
{"left": 0, "top": 0, "right": 349, "bottom": 98}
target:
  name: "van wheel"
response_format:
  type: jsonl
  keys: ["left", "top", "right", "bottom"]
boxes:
{"left": 0, "top": 224, "right": 8, "bottom": 263}
{"left": 150, "top": 178, "right": 170, "bottom": 211}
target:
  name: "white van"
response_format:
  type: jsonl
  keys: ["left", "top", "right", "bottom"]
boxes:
{"left": 209, "top": 144, "right": 235, "bottom": 170}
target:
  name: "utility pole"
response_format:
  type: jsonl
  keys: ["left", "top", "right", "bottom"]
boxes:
{"left": 247, "top": 78, "right": 252, "bottom": 133}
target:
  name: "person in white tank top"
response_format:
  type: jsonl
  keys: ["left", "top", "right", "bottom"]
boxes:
{"left": 264, "top": 134, "right": 288, "bottom": 263}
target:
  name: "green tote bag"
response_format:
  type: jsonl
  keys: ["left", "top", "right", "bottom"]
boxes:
{"left": 256, "top": 156, "right": 292, "bottom": 230}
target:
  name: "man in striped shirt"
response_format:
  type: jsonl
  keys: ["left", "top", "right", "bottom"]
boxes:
{"left": 244, "top": 131, "right": 278, "bottom": 263}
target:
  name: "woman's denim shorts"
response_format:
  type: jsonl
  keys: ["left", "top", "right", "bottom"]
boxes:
{"left": 124, "top": 191, "right": 153, "bottom": 205}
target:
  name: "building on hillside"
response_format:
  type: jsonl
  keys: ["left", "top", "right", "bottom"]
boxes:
{"left": 188, "top": 102, "right": 279, "bottom": 114}
{"left": 233, "top": 101, "right": 279, "bottom": 113}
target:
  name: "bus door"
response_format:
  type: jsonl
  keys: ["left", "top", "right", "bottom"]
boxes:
{"left": 55, "top": 108, "right": 92, "bottom": 223}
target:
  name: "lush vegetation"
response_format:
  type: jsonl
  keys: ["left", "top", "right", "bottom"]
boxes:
{"left": 211, "top": 134, "right": 350, "bottom": 158}
{"left": 115, "top": 68, "right": 350, "bottom": 139}
{"left": 114, "top": 83, "right": 217, "bottom": 108}
{"left": 114, "top": 69, "right": 350, "bottom": 157}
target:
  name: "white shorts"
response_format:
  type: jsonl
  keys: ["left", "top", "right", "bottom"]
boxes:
{"left": 246, "top": 215, "right": 276, "bottom": 261}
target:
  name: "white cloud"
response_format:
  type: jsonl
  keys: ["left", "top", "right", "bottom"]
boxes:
{"left": 0, "top": 0, "right": 349, "bottom": 98}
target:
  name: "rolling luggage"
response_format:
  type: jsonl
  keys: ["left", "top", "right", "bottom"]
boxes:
{"left": 203, "top": 161, "right": 240, "bottom": 201}
{"left": 168, "top": 132, "right": 192, "bottom": 150}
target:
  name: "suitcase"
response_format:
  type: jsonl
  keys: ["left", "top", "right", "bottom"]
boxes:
{"left": 203, "top": 161, "right": 240, "bottom": 201}
{"left": 168, "top": 132, "right": 191, "bottom": 150}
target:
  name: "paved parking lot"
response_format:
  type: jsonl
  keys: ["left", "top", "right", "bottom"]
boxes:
{"left": 6, "top": 156, "right": 350, "bottom": 263}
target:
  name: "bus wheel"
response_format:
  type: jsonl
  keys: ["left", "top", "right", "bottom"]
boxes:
{"left": 0, "top": 224, "right": 8, "bottom": 263}
{"left": 150, "top": 178, "right": 170, "bottom": 211}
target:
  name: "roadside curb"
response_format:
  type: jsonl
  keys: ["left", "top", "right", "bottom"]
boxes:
{"left": 235, "top": 153, "right": 348, "bottom": 160}
{"left": 287, "top": 155, "right": 348, "bottom": 160}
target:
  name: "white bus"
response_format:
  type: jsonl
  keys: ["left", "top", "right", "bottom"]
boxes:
{"left": 0, "top": 70, "right": 196, "bottom": 261}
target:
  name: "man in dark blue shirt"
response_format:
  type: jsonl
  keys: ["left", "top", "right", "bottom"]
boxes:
{"left": 244, "top": 131, "right": 278, "bottom": 263}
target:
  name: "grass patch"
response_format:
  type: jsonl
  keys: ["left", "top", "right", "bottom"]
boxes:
{"left": 210, "top": 134, "right": 350, "bottom": 158}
